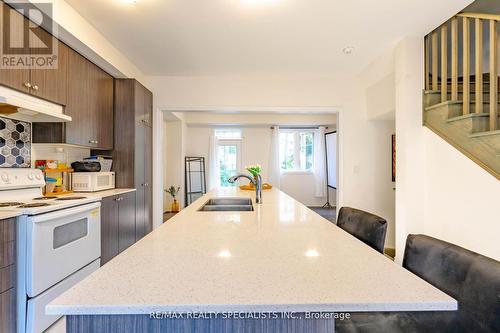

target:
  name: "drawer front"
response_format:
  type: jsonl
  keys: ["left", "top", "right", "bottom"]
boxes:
{"left": 0, "top": 218, "right": 15, "bottom": 269}
{"left": 27, "top": 259, "right": 100, "bottom": 333}
{"left": 0, "top": 265, "right": 15, "bottom": 293}
{"left": 0, "top": 288, "right": 16, "bottom": 333}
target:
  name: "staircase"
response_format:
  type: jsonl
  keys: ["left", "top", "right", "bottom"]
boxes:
{"left": 423, "top": 13, "right": 500, "bottom": 180}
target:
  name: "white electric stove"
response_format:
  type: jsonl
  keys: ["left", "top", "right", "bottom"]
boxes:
{"left": 0, "top": 169, "right": 100, "bottom": 215}
{"left": 0, "top": 169, "right": 102, "bottom": 333}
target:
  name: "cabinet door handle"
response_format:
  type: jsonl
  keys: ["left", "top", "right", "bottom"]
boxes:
{"left": 24, "top": 82, "right": 32, "bottom": 88}
{"left": 32, "top": 85, "right": 39, "bottom": 91}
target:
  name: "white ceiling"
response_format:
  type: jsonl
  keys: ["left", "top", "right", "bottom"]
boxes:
{"left": 65, "top": 0, "right": 473, "bottom": 76}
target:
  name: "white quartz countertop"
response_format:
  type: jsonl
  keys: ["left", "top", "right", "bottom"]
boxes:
{"left": 0, "top": 210, "right": 22, "bottom": 219}
{"left": 47, "top": 188, "right": 456, "bottom": 315}
{"left": 80, "top": 188, "right": 136, "bottom": 199}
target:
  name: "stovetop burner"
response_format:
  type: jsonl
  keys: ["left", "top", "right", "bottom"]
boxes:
{"left": 33, "top": 196, "right": 58, "bottom": 200}
{"left": 18, "top": 203, "right": 52, "bottom": 208}
{"left": 0, "top": 202, "right": 24, "bottom": 207}
{"left": 55, "top": 196, "right": 87, "bottom": 201}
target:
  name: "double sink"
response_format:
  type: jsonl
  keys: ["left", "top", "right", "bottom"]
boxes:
{"left": 198, "top": 197, "right": 254, "bottom": 212}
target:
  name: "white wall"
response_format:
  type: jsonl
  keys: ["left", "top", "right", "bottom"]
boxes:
{"left": 163, "top": 117, "right": 187, "bottom": 211}
{"left": 32, "top": 0, "right": 147, "bottom": 84}
{"left": 31, "top": 144, "right": 90, "bottom": 166}
{"left": 395, "top": 36, "right": 500, "bottom": 262}
{"left": 423, "top": 129, "right": 500, "bottom": 260}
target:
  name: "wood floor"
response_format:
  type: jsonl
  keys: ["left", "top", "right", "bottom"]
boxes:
{"left": 308, "top": 206, "right": 337, "bottom": 223}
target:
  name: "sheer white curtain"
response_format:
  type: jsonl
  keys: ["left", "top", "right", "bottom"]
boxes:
{"left": 268, "top": 126, "right": 281, "bottom": 189}
{"left": 314, "top": 126, "right": 327, "bottom": 197}
{"left": 208, "top": 130, "right": 220, "bottom": 190}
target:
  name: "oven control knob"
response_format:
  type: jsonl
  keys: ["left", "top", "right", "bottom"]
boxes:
{"left": 35, "top": 174, "right": 42, "bottom": 180}
{"left": 28, "top": 173, "right": 35, "bottom": 180}
{"left": 1, "top": 173, "right": 9, "bottom": 182}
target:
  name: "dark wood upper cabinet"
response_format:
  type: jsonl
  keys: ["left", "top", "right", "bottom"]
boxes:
{"left": 0, "top": 3, "right": 68, "bottom": 105}
{"left": 0, "top": 2, "right": 31, "bottom": 93}
{"left": 33, "top": 48, "right": 114, "bottom": 150}
{"left": 29, "top": 29, "right": 69, "bottom": 105}
{"left": 91, "top": 63, "right": 114, "bottom": 149}
{"left": 65, "top": 50, "right": 94, "bottom": 146}
{"left": 144, "top": 88, "right": 153, "bottom": 128}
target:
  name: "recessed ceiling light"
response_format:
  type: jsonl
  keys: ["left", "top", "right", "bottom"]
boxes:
{"left": 241, "top": 0, "right": 281, "bottom": 6}
{"left": 218, "top": 250, "right": 232, "bottom": 258}
{"left": 342, "top": 46, "right": 355, "bottom": 55}
{"left": 121, "top": 0, "right": 137, "bottom": 4}
{"left": 305, "top": 249, "right": 319, "bottom": 257}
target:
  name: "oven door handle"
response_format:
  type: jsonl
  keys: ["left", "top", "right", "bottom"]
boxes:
{"left": 28, "top": 201, "right": 101, "bottom": 223}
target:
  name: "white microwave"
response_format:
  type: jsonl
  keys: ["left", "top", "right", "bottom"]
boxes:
{"left": 72, "top": 172, "right": 115, "bottom": 192}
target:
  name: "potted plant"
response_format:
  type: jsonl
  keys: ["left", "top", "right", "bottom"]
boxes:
{"left": 165, "top": 186, "right": 181, "bottom": 212}
{"left": 246, "top": 164, "right": 262, "bottom": 179}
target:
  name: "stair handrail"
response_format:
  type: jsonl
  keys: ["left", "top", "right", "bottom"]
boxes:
{"left": 425, "top": 12, "right": 499, "bottom": 131}
{"left": 457, "top": 12, "right": 500, "bottom": 21}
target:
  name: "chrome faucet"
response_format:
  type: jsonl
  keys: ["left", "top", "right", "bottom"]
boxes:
{"left": 228, "top": 173, "right": 263, "bottom": 204}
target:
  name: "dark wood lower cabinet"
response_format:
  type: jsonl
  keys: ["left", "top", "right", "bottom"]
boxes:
{"left": 0, "top": 218, "right": 16, "bottom": 333}
{"left": 100, "top": 196, "right": 119, "bottom": 265}
{"left": 100, "top": 192, "right": 137, "bottom": 265}
{"left": 118, "top": 192, "right": 136, "bottom": 253}
{"left": 0, "top": 288, "right": 16, "bottom": 333}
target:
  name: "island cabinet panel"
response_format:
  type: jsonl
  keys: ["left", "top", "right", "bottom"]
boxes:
{"left": 114, "top": 79, "right": 153, "bottom": 242}
{"left": 66, "top": 314, "right": 335, "bottom": 333}
{"left": 0, "top": 218, "right": 16, "bottom": 333}
{"left": 100, "top": 192, "right": 137, "bottom": 266}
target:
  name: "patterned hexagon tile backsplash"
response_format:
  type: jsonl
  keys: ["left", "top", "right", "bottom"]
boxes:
{"left": 0, "top": 117, "right": 31, "bottom": 168}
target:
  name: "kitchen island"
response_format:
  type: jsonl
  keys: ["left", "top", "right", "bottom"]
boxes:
{"left": 47, "top": 188, "right": 456, "bottom": 332}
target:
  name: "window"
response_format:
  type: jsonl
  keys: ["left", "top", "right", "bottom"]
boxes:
{"left": 279, "top": 131, "right": 314, "bottom": 171}
{"left": 215, "top": 129, "right": 242, "bottom": 140}
{"left": 217, "top": 139, "right": 242, "bottom": 187}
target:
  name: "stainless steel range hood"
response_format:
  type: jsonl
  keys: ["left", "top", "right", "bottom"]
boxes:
{"left": 0, "top": 85, "right": 71, "bottom": 122}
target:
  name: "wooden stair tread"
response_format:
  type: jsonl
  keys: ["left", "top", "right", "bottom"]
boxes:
{"left": 447, "top": 113, "right": 490, "bottom": 123}
{"left": 424, "top": 100, "right": 461, "bottom": 111}
{"left": 469, "top": 129, "right": 500, "bottom": 139}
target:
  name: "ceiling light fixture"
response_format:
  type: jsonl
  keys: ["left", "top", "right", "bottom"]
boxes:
{"left": 305, "top": 249, "right": 319, "bottom": 257}
{"left": 121, "top": 0, "right": 138, "bottom": 4}
{"left": 218, "top": 250, "right": 232, "bottom": 258}
{"left": 241, "top": 0, "right": 281, "bottom": 6}
{"left": 342, "top": 46, "right": 355, "bottom": 55}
